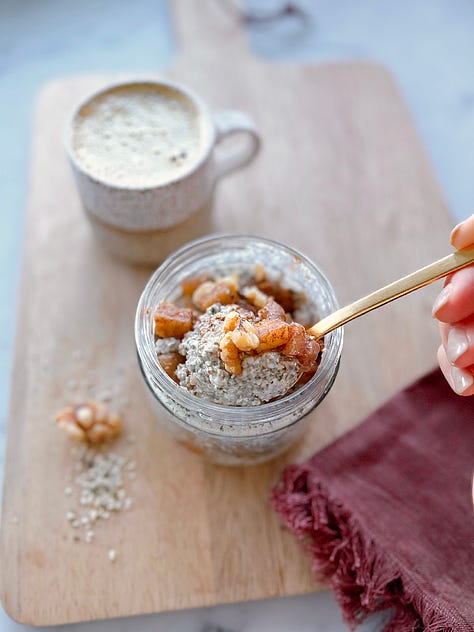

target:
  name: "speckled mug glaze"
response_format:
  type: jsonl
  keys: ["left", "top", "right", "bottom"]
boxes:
{"left": 66, "top": 80, "right": 260, "bottom": 265}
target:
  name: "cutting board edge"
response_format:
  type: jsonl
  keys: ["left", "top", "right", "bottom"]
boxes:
{"left": 0, "top": 577, "right": 322, "bottom": 627}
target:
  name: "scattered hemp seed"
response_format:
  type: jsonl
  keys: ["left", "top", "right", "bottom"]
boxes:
{"left": 85, "top": 530, "right": 94, "bottom": 543}
{"left": 58, "top": 399, "right": 135, "bottom": 555}
{"left": 63, "top": 444, "right": 136, "bottom": 548}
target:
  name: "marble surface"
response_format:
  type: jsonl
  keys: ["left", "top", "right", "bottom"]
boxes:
{"left": 1, "top": 0, "right": 472, "bottom": 629}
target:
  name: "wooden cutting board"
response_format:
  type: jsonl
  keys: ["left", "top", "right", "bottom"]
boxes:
{"left": 0, "top": 1, "right": 454, "bottom": 625}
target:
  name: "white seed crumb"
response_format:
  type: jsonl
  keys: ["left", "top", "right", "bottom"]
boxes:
{"left": 65, "top": 448, "right": 135, "bottom": 539}
{"left": 108, "top": 549, "right": 117, "bottom": 562}
{"left": 85, "top": 530, "right": 94, "bottom": 543}
{"left": 89, "top": 509, "right": 99, "bottom": 522}
{"left": 64, "top": 486, "right": 73, "bottom": 496}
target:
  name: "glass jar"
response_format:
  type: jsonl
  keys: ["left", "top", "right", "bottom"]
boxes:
{"left": 135, "top": 235, "right": 343, "bottom": 466}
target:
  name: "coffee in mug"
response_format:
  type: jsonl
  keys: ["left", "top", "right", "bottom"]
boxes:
{"left": 71, "top": 83, "right": 205, "bottom": 188}
{"left": 66, "top": 80, "right": 260, "bottom": 265}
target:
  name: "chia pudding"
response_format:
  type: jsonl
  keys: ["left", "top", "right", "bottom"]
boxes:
{"left": 153, "top": 266, "right": 322, "bottom": 407}
{"left": 135, "top": 235, "right": 343, "bottom": 465}
{"left": 176, "top": 305, "right": 301, "bottom": 406}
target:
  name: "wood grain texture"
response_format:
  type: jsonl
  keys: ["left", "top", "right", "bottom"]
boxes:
{"left": 0, "top": 0, "right": 454, "bottom": 625}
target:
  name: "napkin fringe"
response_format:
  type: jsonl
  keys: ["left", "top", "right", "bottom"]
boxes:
{"left": 272, "top": 463, "right": 454, "bottom": 632}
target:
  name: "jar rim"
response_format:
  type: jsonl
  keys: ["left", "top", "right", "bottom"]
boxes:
{"left": 135, "top": 234, "right": 344, "bottom": 435}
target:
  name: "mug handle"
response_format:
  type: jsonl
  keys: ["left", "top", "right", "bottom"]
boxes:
{"left": 213, "top": 110, "right": 261, "bottom": 180}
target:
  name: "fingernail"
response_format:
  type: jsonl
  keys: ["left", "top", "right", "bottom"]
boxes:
{"left": 450, "top": 366, "right": 473, "bottom": 394}
{"left": 451, "top": 214, "right": 474, "bottom": 244}
{"left": 450, "top": 222, "right": 462, "bottom": 245}
{"left": 446, "top": 326, "right": 469, "bottom": 363}
{"left": 451, "top": 213, "right": 474, "bottom": 247}
{"left": 432, "top": 284, "right": 451, "bottom": 317}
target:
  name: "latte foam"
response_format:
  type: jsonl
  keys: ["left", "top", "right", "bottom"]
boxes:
{"left": 71, "top": 83, "right": 206, "bottom": 188}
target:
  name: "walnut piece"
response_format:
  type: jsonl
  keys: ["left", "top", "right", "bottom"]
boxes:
{"left": 154, "top": 302, "right": 194, "bottom": 338}
{"left": 230, "top": 320, "right": 259, "bottom": 352}
{"left": 55, "top": 402, "right": 122, "bottom": 444}
{"left": 241, "top": 285, "right": 268, "bottom": 309}
{"left": 223, "top": 310, "right": 241, "bottom": 333}
{"left": 221, "top": 310, "right": 259, "bottom": 353}
{"left": 219, "top": 331, "right": 242, "bottom": 375}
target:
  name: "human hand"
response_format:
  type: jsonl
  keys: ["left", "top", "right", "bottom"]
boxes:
{"left": 433, "top": 214, "right": 474, "bottom": 395}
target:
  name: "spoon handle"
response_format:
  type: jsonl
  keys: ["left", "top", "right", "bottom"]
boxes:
{"left": 307, "top": 247, "right": 474, "bottom": 340}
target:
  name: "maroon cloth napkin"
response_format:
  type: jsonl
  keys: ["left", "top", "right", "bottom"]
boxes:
{"left": 272, "top": 369, "right": 474, "bottom": 631}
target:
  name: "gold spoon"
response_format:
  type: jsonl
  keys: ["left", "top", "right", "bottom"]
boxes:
{"left": 307, "top": 247, "right": 474, "bottom": 340}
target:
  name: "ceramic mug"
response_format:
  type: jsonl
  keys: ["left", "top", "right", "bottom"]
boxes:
{"left": 66, "top": 80, "right": 260, "bottom": 265}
